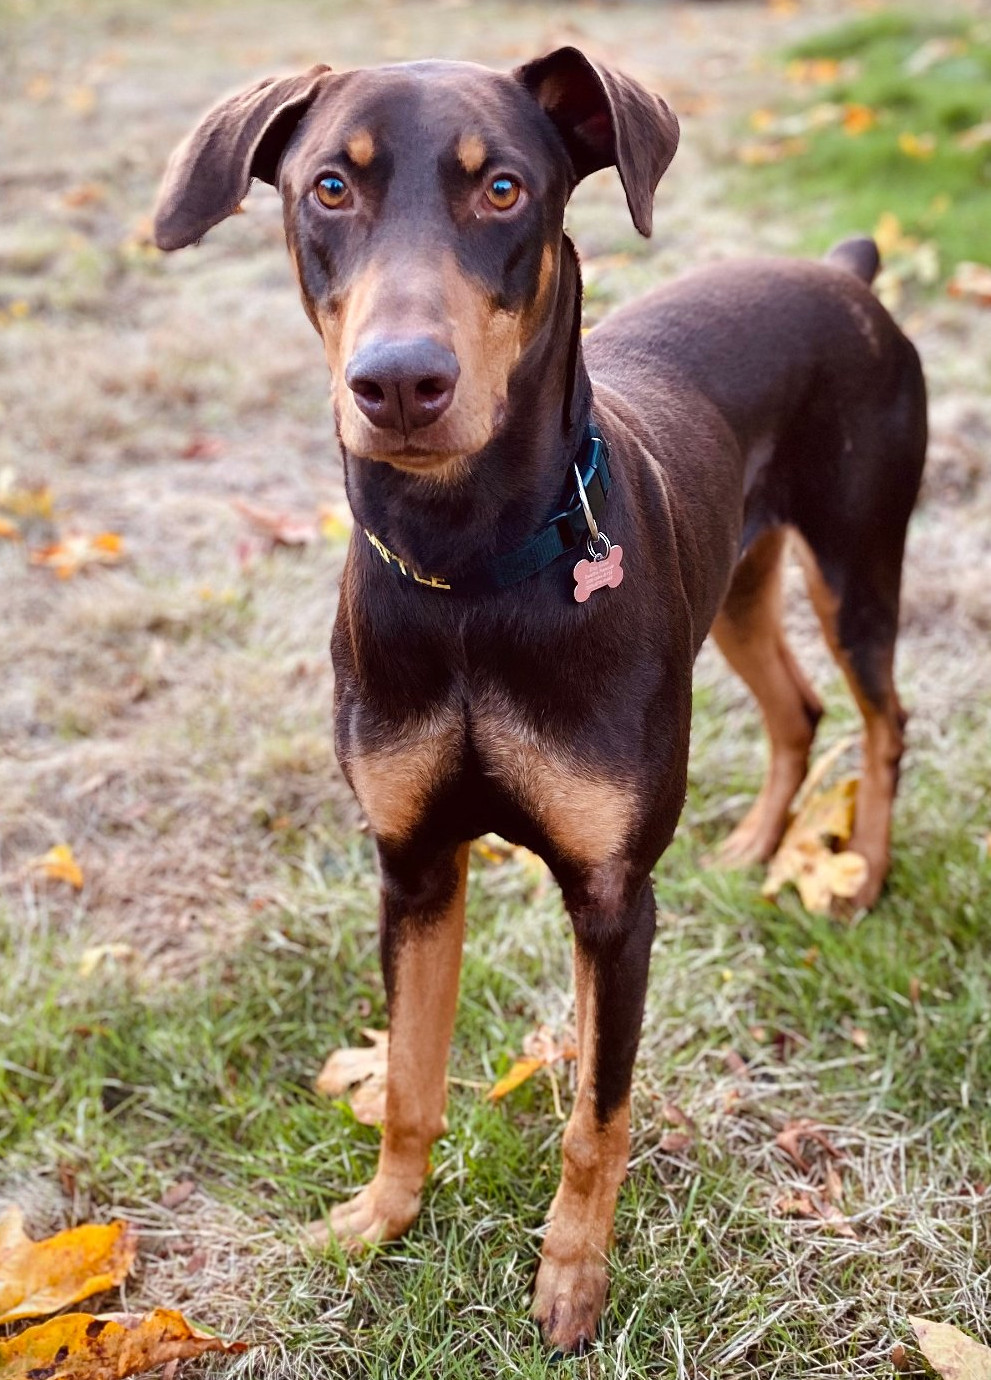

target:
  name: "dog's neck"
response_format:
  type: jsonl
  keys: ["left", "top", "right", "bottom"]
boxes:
{"left": 339, "top": 237, "right": 592, "bottom": 581}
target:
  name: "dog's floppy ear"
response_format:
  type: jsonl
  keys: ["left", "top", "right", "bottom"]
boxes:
{"left": 153, "top": 65, "right": 332, "bottom": 251}
{"left": 515, "top": 47, "right": 678, "bottom": 237}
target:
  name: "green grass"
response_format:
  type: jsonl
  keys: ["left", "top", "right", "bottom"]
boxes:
{"left": 3, "top": 678, "right": 990, "bottom": 1378}
{"left": 735, "top": 12, "right": 991, "bottom": 272}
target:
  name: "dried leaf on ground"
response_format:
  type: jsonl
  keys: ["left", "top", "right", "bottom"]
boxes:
{"left": 0, "top": 516, "right": 20, "bottom": 540}
{"left": 160, "top": 1180, "right": 196, "bottom": 1210}
{"left": 774, "top": 1119, "right": 842, "bottom": 1173}
{"left": 0, "top": 1309, "right": 249, "bottom": 1380}
{"left": 487, "top": 1024, "right": 577, "bottom": 1102}
{"left": 763, "top": 774, "right": 868, "bottom": 914}
{"left": 737, "top": 136, "right": 807, "bottom": 165}
{"left": 0, "top": 1205, "right": 137, "bottom": 1324}
{"left": 232, "top": 498, "right": 319, "bottom": 547}
{"left": 909, "top": 1316, "right": 991, "bottom": 1379}
{"left": 948, "top": 262, "right": 991, "bottom": 307}
{"left": 315, "top": 1028, "right": 388, "bottom": 1125}
{"left": 28, "top": 843, "right": 84, "bottom": 890}
{"left": 30, "top": 532, "right": 123, "bottom": 578}
{"left": 79, "top": 942, "right": 134, "bottom": 977}
{"left": 0, "top": 472, "right": 53, "bottom": 518}
{"left": 772, "top": 1190, "right": 857, "bottom": 1239}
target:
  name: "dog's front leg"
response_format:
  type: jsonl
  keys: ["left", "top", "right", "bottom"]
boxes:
{"left": 329, "top": 841, "right": 469, "bottom": 1247}
{"left": 533, "top": 871, "right": 656, "bottom": 1353}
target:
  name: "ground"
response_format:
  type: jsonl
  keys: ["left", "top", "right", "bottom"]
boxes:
{"left": 1, "top": 1, "right": 989, "bottom": 1376}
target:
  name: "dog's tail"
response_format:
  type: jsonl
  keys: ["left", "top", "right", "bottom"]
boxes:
{"left": 825, "top": 235, "right": 881, "bottom": 285}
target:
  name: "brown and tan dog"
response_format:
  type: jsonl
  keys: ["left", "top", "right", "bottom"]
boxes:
{"left": 154, "top": 50, "right": 926, "bottom": 1352}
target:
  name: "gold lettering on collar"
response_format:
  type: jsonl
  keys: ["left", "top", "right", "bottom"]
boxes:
{"left": 364, "top": 529, "right": 451, "bottom": 590}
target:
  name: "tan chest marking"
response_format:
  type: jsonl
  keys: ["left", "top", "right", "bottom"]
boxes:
{"left": 475, "top": 707, "right": 634, "bottom": 866}
{"left": 350, "top": 717, "right": 461, "bottom": 842}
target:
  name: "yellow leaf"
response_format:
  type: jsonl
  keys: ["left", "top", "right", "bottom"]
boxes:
{"left": 0, "top": 1206, "right": 136, "bottom": 1323}
{"left": 737, "top": 136, "right": 807, "bottom": 165}
{"left": 0, "top": 1308, "right": 249, "bottom": 1380}
{"left": 318, "top": 505, "right": 353, "bottom": 543}
{"left": 763, "top": 764, "right": 868, "bottom": 915}
{"left": 486, "top": 1056, "right": 544, "bottom": 1101}
{"left": 0, "top": 481, "right": 52, "bottom": 518}
{"left": 30, "top": 531, "right": 123, "bottom": 578}
{"left": 786, "top": 58, "right": 841, "bottom": 86}
{"left": 79, "top": 943, "right": 134, "bottom": 978}
{"left": 909, "top": 1316, "right": 991, "bottom": 1380}
{"left": 30, "top": 843, "right": 84, "bottom": 890}
{"left": 899, "top": 131, "right": 936, "bottom": 160}
{"left": 749, "top": 108, "right": 776, "bottom": 132}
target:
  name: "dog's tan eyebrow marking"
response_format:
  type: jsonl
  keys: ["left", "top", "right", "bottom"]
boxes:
{"left": 346, "top": 129, "right": 375, "bottom": 167}
{"left": 456, "top": 133, "right": 487, "bottom": 174}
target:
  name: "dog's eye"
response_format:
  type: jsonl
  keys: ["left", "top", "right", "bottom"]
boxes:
{"left": 315, "top": 174, "right": 351, "bottom": 209}
{"left": 484, "top": 176, "right": 521, "bottom": 211}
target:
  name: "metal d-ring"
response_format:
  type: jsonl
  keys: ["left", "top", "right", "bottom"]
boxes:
{"left": 573, "top": 463, "right": 600, "bottom": 544}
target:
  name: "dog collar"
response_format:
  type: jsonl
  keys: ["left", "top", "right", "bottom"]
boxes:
{"left": 362, "top": 423, "right": 612, "bottom": 595}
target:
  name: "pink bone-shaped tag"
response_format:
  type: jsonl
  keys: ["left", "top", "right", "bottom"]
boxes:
{"left": 572, "top": 545, "right": 624, "bottom": 603}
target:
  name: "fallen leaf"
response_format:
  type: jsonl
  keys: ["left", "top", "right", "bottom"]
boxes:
{"left": 658, "top": 1131, "right": 694, "bottom": 1154}
{"left": 79, "top": 943, "right": 134, "bottom": 977}
{"left": 29, "top": 843, "right": 84, "bottom": 890}
{"left": 0, "top": 476, "right": 53, "bottom": 518}
{"left": 842, "top": 103, "right": 877, "bottom": 136}
{"left": 849, "top": 1026, "right": 869, "bottom": 1051}
{"left": 318, "top": 505, "right": 353, "bottom": 543}
{"left": 948, "top": 262, "right": 991, "bottom": 307}
{"left": 486, "top": 1056, "right": 544, "bottom": 1101}
{"left": 763, "top": 772, "right": 869, "bottom": 915}
{"left": 0, "top": 516, "right": 19, "bottom": 540}
{"left": 737, "top": 136, "right": 807, "bottom": 165}
{"left": 0, "top": 1309, "right": 249, "bottom": 1380}
{"left": 232, "top": 498, "right": 318, "bottom": 547}
{"left": 30, "top": 532, "right": 123, "bottom": 578}
{"left": 179, "top": 435, "right": 225, "bottom": 461}
{"left": 891, "top": 1341, "right": 910, "bottom": 1371}
{"left": 786, "top": 57, "right": 841, "bottom": 86}
{"left": 899, "top": 131, "right": 937, "bottom": 160}
{"left": 909, "top": 1316, "right": 991, "bottom": 1380}
{"left": 315, "top": 1028, "right": 388, "bottom": 1125}
{"left": 487, "top": 1025, "right": 577, "bottom": 1101}
{"left": 62, "top": 183, "right": 107, "bottom": 208}
{"left": 0, "top": 1206, "right": 137, "bottom": 1324}
{"left": 724, "top": 1049, "right": 751, "bottom": 1080}
{"left": 772, "top": 1190, "right": 857, "bottom": 1238}
{"left": 160, "top": 1180, "right": 196, "bottom": 1210}
{"left": 774, "top": 1119, "right": 842, "bottom": 1173}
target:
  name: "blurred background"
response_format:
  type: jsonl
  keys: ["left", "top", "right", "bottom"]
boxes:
{"left": 1, "top": 2, "right": 989, "bottom": 1376}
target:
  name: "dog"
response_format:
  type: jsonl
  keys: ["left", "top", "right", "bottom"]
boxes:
{"left": 153, "top": 48, "right": 927, "bottom": 1352}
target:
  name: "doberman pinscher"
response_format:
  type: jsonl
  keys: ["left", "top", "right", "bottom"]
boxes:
{"left": 153, "top": 49, "right": 927, "bottom": 1351}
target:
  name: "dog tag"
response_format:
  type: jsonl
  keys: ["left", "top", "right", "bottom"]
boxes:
{"left": 573, "top": 544, "right": 624, "bottom": 603}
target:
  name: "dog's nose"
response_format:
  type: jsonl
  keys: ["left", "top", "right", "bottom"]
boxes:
{"left": 346, "top": 337, "right": 460, "bottom": 432}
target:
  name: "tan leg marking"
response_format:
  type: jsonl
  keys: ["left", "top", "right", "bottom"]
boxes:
{"left": 710, "top": 528, "right": 822, "bottom": 866}
{"left": 475, "top": 705, "right": 634, "bottom": 865}
{"left": 533, "top": 947, "right": 629, "bottom": 1351}
{"left": 796, "top": 542, "right": 904, "bottom": 909}
{"left": 320, "top": 843, "right": 470, "bottom": 1248}
{"left": 456, "top": 133, "right": 486, "bottom": 174}
{"left": 349, "top": 717, "right": 461, "bottom": 843}
{"left": 346, "top": 129, "right": 375, "bottom": 167}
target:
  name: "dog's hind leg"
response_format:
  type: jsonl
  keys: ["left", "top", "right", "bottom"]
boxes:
{"left": 709, "top": 526, "right": 823, "bottom": 866}
{"left": 325, "top": 842, "right": 469, "bottom": 1246}
{"left": 795, "top": 539, "right": 908, "bottom": 911}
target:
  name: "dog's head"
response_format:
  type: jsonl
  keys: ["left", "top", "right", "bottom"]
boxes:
{"left": 154, "top": 51, "right": 678, "bottom": 475}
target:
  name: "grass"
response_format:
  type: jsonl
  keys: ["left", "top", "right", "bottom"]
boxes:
{"left": 3, "top": 672, "right": 990, "bottom": 1378}
{"left": 735, "top": 12, "right": 991, "bottom": 272}
{"left": 3, "top": 0, "right": 991, "bottom": 1375}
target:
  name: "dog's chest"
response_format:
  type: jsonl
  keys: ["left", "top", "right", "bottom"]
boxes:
{"left": 345, "top": 690, "right": 633, "bottom": 865}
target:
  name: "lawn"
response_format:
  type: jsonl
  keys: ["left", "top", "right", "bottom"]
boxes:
{"left": 2, "top": 1, "right": 990, "bottom": 1377}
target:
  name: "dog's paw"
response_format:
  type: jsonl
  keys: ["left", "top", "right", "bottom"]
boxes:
{"left": 707, "top": 810, "right": 780, "bottom": 869}
{"left": 532, "top": 1246, "right": 608, "bottom": 1354}
{"left": 310, "top": 1175, "right": 422, "bottom": 1251}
